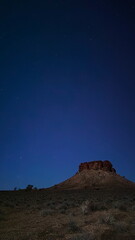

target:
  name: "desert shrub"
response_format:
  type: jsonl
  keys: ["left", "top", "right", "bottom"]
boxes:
{"left": 80, "top": 200, "right": 90, "bottom": 214}
{"left": 131, "top": 205, "right": 135, "bottom": 211}
{"left": 112, "top": 201, "right": 127, "bottom": 211}
{"left": 4, "top": 203, "right": 15, "bottom": 208}
{"left": 112, "top": 221, "right": 130, "bottom": 232}
{"left": 70, "top": 202, "right": 78, "bottom": 207}
{"left": 91, "top": 202, "right": 107, "bottom": 211}
{"left": 59, "top": 202, "right": 68, "bottom": 210}
{"left": 106, "top": 198, "right": 113, "bottom": 204}
{"left": 75, "top": 203, "right": 80, "bottom": 207}
{"left": 69, "top": 211, "right": 76, "bottom": 217}
{"left": 118, "top": 204, "right": 128, "bottom": 211}
{"left": 26, "top": 184, "right": 33, "bottom": 191}
{"left": 69, "top": 232, "right": 96, "bottom": 240}
{"left": 49, "top": 203, "right": 56, "bottom": 210}
{"left": 89, "top": 202, "right": 99, "bottom": 211}
{"left": 112, "top": 201, "right": 119, "bottom": 208}
{"left": 97, "top": 212, "right": 115, "bottom": 225}
{"left": 67, "top": 220, "right": 81, "bottom": 233}
{"left": 64, "top": 198, "right": 68, "bottom": 202}
{"left": 0, "top": 210, "right": 6, "bottom": 221}
{"left": 81, "top": 200, "right": 106, "bottom": 214}
{"left": 59, "top": 209, "right": 66, "bottom": 214}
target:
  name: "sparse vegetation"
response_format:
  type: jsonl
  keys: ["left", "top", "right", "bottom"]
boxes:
{"left": 80, "top": 200, "right": 90, "bottom": 214}
{"left": 0, "top": 182, "right": 134, "bottom": 239}
{"left": 97, "top": 212, "right": 115, "bottom": 225}
{"left": 113, "top": 201, "right": 128, "bottom": 211}
{"left": 0, "top": 210, "right": 6, "bottom": 222}
{"left": 112, "top": 221, "right": 130, "bottom": 232}
{"left": 132, "top": 204, "right": 135, "bottom": 211}
{"left": 80, "top": 200, "right": 107, "bottom": 215}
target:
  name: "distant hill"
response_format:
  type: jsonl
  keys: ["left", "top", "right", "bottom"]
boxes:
{"left": 49, "top": 160, "right": 135, "bottom": 190}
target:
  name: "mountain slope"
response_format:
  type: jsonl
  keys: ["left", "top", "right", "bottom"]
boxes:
{"left": 50, "top": 161, "right": 135, "bottom": 190}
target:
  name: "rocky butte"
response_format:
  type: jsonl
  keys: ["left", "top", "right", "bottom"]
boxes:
{"left": 79, "top": 160, "right": 116, "bottom": 173}
{"left": 50, "top": 160, "right": 135, "bottom": 190}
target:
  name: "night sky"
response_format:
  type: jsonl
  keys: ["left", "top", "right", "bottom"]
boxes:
{"left": 0, "top": 0, "right": 135, "bottom": 190}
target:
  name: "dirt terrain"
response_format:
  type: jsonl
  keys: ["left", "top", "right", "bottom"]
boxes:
{"left": 0, "top": 161, "right": 135, "bottom": 240}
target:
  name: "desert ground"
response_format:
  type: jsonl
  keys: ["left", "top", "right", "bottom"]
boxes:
{"left": 0, "top": 184, "right": 135, "bottom": 240}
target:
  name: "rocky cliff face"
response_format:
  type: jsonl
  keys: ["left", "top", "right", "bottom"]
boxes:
{"left": 79, "top": 160, "right": 116, "bottom": 173}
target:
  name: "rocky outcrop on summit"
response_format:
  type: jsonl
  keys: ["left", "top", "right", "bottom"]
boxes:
{"left": 79, "top": 160, "right": 116, "bottom": 173}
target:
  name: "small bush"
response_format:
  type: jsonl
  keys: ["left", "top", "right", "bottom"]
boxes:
{"left": 118, "top": 204, "right": 128, "bottom": 211}
{"left": 113, "top": 221, "right": 130, "bottom": 232}
{"left": 81, "top": 200, "right": 106, "bottom": 214}
{"left": 112, "top": 201, "right": 127, "bottom": 211}
{"left": 131, "top": 205, "right": 135, "bottom": 211}
{"left": 4, "top": 203, "right": 15, "bottom": 208}
{"left": 0, "top": 210, "right": 6, "bottom": 221}
{"left": 97, "top": 212, "right": 115, "bottom": 225}
{"left": 26, "top": 184, "right": 33, "bottom": 191}
{"left": 89, "top": 202, "right": 101, "bottom": 211}
{"left": 59, "top": 209, "right": 66, "bottom": 214}
{"left": 80, "top": 200, "right": 90, "bottom": 214}
{"left": 59, "top": 202, "right": 68, "bottom": 210}
{"left": 67, "top": 220, "right": 81, "bottom": 233}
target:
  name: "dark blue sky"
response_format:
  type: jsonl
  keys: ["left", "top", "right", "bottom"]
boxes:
{"left": 0, "top": 0, "right": 135, "bottom": 190}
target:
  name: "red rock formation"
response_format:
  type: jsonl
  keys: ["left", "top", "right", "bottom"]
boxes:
{"left": 79, "top": 160, "right": 116, "bottom": 173}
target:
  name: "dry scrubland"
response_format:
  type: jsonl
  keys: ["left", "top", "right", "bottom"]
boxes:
{"left": 0, "top": 186, "right": 135, "bottom": 240}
